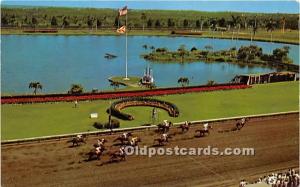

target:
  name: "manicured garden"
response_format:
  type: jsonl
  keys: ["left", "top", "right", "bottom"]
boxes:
{"left": 1, "top": 81, "right": 298, "bottom": 140}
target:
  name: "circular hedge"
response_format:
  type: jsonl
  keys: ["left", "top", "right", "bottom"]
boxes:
{"left": 108, "top": 97, "right": 179, "bottom": 120}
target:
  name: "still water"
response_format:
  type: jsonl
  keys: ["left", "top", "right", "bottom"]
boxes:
{"left": 1, "top": 35, "right": 299, "bottom": 94}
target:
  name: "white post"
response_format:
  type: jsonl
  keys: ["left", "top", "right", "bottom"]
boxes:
{"left": 124, "top": 13, "right": 129, "bottom": 80}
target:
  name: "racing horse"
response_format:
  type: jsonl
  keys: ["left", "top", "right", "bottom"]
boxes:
{"left": 87, "top": 146, "right": 106, "bottom": 161}
{"left": 157, "top": 121, "right": 173, "bottom": 133}
{"left": 178, "top": 121, "right": 192, "bottom": 133}
{"left": 113, "top": 132, "right": 133, "bottom": 145}
{"left": 236, "top": 118, "right": 249, "bottom": 130}
{"left": 109, "top": 147, "right": 126, "bottom": 162}
{"left": 153, "top": 133, "right": 171, "bottom": 146}
{"left": 68, "top": 134, "right": 87, "bottom": 147}
{"left": 195, "top": 125, "right": 213, "bottom": 137}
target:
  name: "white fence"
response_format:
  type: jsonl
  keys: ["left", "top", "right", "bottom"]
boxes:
{"left": 2, "top": 111, "right": 298, "bottom": 145}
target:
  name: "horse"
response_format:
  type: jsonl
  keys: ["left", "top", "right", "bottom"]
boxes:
{"left": 195, "top": 125, "right": 213, "bottom": 137}
{"left": 128, "top": 137, "right": 141, "bottom": 147}
{"left": 153, "top": 134, "right": 171, "bottom": 146}
{"left": 113, "top": 132, "right": 132, "bottom": 145}
{"left": 87, "top": 146, "right": 105, "bottom": 161}
{"left": 157, "top": 121, "right": 173, "bottom": 133}
{"left": 68, "top": 134, "right": 87, "bottom": 147}
{"left": 178, "top": 121, "right": 192, "bottom": 133}
{"left": 109, "top": 148, "right": 126, "bottom": 162}
{"left": 236, "top": 118, "right": 249, "bottom": 130}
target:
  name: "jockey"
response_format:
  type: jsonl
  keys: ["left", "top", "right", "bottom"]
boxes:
{"left": 241, "top": 118, "right": 246, "bottom": 125}
{"left": 163, "top": 120, "right": 169, "bottom": 127}
{"left": 122, "top": 132, "right": 128, "bottom": 139}
{"left": 161, "top": 133, "right": 168, "bottom": 141}
{"left": 119, "top": 146, "right": 126, "bottom": 156}
{"left": 203, "top": 123, "right": 209, "bottom": 131}
{"left": 97, "top": 139, "right": 104, "bottom": 148}
{"left": 95, "top": 146, "right": 101, "bottom": 155}
{"left": 77, "top": 134, "right": 83, "bottom": 139}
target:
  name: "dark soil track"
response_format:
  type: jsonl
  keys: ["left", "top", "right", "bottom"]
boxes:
{"left": 2, "top": 114, "right": 299, "bottom": 187}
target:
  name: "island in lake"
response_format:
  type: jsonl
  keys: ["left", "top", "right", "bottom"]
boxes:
{"left": 142, "top": 45, "right": 299, "bottom": 72}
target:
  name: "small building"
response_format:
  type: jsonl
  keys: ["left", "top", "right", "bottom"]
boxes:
{"left": 141, "top": 66, "right": 154, "bottom": 85}
{"left": 232, "top": 71, "right": 298, "bottom": 85}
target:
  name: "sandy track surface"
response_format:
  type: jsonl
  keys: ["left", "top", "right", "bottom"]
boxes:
{"left": 2, "top": 114, "right": 299, "bottom": 187}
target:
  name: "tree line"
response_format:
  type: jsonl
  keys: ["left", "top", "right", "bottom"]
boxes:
{"left": 1, "top": 7, "right": 299, "bottom": 31}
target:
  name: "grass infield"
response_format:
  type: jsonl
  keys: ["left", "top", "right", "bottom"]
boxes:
{"left": 1, "top": 81, "right": 298, "bottom": 140}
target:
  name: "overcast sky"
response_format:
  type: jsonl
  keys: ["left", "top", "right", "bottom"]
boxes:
{"left": 2, "top": 0, "right": 299, "bottom": 14}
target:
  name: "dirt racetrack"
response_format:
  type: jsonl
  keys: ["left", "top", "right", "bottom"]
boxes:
{"left": 2, "top": 114, "right": 299, "bottom": 187}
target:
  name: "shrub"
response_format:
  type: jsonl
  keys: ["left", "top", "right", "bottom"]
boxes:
{"left": 104, "top": 119, "right": 120, "bottom": 129}
{"left": 93, "top": 122, "right": 104, "bottom": 129}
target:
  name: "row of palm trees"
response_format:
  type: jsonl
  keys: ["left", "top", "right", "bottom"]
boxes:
{"left": 28, "top": 78, "right": 217, "bottom": 95}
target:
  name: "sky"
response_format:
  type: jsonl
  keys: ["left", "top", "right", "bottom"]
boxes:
{"left": 1, "top": 0, "right": 299, "bottom": 14}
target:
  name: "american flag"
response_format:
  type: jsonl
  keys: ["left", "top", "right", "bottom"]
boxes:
{"left": 117, "top": 26, "right": 126, "bottom": 34}
{"left": 118, "top": 6, "right": 128, "bottom": 16}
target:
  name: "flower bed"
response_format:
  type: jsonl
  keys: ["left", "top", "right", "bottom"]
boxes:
{"left": 1, "top": 83, "right": 251, "bottom": 104}
{"left": 109, "top": 97, "right": 180, "bottom": 120}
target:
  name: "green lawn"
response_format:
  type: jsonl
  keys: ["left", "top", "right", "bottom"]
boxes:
{"left": 1, "top": 81, "right": 298, "bottom": 140}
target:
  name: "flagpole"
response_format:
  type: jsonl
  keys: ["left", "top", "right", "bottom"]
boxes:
{"left": 124, "top": 12, "right": 129, "bottom": 80}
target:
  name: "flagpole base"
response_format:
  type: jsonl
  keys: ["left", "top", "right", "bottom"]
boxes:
{"left": 123, "top": 77, "right": 130, "bottom": 80}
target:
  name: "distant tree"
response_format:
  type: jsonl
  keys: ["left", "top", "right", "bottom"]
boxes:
{"left": 178, "top": 77, "right": 189, "bottom": 87}
{"left": 51, "top": 16, "right": 57, "bottom": 26}
{"left": 183, "top": 19, "right": 189, "bottom": 28}
{"left": 237, "top": 45, "right": 263, "bottom": 62}
{"left": 114, "top": 16, "right": 120, "bottom": 28}
{"left": 1, "top": 16, "right": 9, "bottom": 26}
{"left": 196, "top": 20, "right": 201, "bottom": 28}
{"left": 97, "top": 19, "right": 102, "bottom": 28}
{"left": 178, "top": 45, "right": 188, "bottom": 62}
{"left": 87, "top": 17, "right": 94, "bottom": 29}
{"left": 29, "top": 82, "right": 42, "bottom": 95}
{"left": 110, "top": 81, "right": 121, "bottom": 90}
{"left": 69, "top": 84, "right": 84, "bottom": 94}
{"left": 281, "top": 16, "right": 286, "bottom": 34}
{"left": 141, "top": 13, "right": 147, "bottom": 31}
{"left": 271, "top": 46, "right": 291, "bottom": 63}
{"left": 147, "top": 19, "right": 153, "bottom": 28}
{"left": 217, "top": 18, "right": 226, "bottom": 28}
{"left": 167, "top": 18, "right": 172, "bottom": 28}
{"left": 266, "top": 18, "right": 276, "bottom": 42}
{"left": 155, "top": 19, "right": 161, "bottom": 28}
{"left": 190, "top": 46, "right": 197, "bottom": 52}
{"left": 62, "top": 17, "right": 69, "bottom": 28}
{"left": 206, "top": 80, "right": 216, "bottom": 86}
{"left": 31, "top": 17, "right": 38, "bottom": 28}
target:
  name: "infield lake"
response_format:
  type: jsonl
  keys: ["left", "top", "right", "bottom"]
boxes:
{"left": 1, "top": 35, "right": 299, "bottom": 94}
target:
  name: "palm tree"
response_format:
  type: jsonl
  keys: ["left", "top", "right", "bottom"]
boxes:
{"left": 178, "top": 45, "right": 188, "bottom": 62}
{"left": 178, "top": 77, "right": 189, "bottom": 87}
{"left": 110, "top": 81, "right": 121, "bottom": 90}
{"left": 69, "top": 84, "right": 84, "bottom": 94}
{"left": 266, "top": 18, "right": 276, "bottom": 43}
{"left": 206, "top": 80, "right": 216, "bottom": 86}
{"left": 29, "top": 82, "right": 42, "bottom": 95}
{"left": 141, "top": 13, "right": 147, "bottom": 31}
{"left": 281, "top": 16, "right": 286, "bottom": 34}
